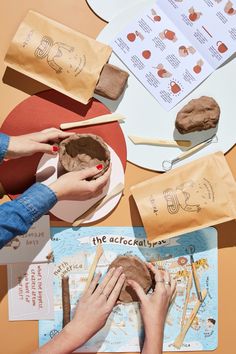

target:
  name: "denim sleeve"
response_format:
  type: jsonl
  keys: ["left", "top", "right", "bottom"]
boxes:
{"left": 0, "top": 183, "right": 57, "bottom": 249}
{"left": 0, "top": 133, "right": 10, "bottom": 163}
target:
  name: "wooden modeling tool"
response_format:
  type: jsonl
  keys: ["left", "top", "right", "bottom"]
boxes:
{"left": 156, "top": 260, "right": 164, "bottom": 269}
{"left": 186, "top": 245, "right": 203, "bottom": 302}
{"left": 73, "top": 183, "right": 124, "bottom": 227}
{"left": 84, "top": 243, "right": 104, "bottom": 293}
{"left": 162, "top": 135, "right": 217, "bottom": 171}
{"left": 62, "top": 276, "right": 71, "bottom": 327}
{"left": 181, "top": 272, "right": 193, "bottom": 330}
{"left": 128, "top": 135, "right": 191, "bottom": 147}
{"left": 166, "top": 287, "right": 177, "bottom": 326}
{"left": 173, "top": 289, "right": 207, "bottom": 349}
{"left": 60, "top": 113, "right": 125, "bottom": 130}
{"left": 170, "top": 288, "right": 177, "bottom": 304}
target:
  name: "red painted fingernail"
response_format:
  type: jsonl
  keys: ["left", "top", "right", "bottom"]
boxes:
{"left": 52, "top": 146, "right": 59, "bottom": 152}
{"left": 96, "top": 164, "right": 103, "bottom": 170}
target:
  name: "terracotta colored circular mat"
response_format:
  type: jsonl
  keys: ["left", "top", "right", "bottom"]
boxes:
{"left": 0, "top": 90, "right": 127, "bottom": 197}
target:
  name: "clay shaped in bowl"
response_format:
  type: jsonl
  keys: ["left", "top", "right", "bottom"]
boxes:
{"left": 59, "top": 133, "right": 110, "bottom": 179}
{"left": 36, "top": 145, "right": 124, "bottom": 223}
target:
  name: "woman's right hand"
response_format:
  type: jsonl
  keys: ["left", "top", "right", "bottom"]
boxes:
{"left": 129, "top": 264, "right": 176, "bottom": 329}
{"left": 63, "top": 267, "right": 126, "bottom": 350}
{"left": 49, "top": 165, "right": 111, "bottom": 201}
{"left": 128, "top": 264, "right": 176, "bottom": 354}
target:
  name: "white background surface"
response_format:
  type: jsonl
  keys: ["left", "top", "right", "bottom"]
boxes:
{"left": 96, "top": 0, "right": 236, "bottom": 171}
{"left": 87, "top": 0, "right": 144, "bottom": 22}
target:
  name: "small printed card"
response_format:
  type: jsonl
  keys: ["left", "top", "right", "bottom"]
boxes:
{"left": 0, "top": 215, "right": 52, "bottom": 264}
{"left": 112, "top": 0, "right": 236, "bottom": 110}
{"left": 7, "top": 262, "right": 54, "bottom": 321}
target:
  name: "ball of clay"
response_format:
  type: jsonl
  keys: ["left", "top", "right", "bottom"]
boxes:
{"left": 175, "top": 96, "right": 220, "bottom": 134}
{"left": 108, "top": 255, "right": 153, "bottom": 303}
{"left": 95, "top": 64, "right": 129, "bottom": 100}
{"left": 59, "top": 133, "right": 110, "bottom": 178}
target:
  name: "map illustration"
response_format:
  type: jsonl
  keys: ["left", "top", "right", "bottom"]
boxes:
{"left": 39, "top": 226, "right": 217, "bottom": 352}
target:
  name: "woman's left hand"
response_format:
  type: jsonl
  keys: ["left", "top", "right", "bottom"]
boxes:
{"left": 5, "top": 128, "right": 74, "bottom": 159}
{"left": 128, "top": 264, "right": 176, "bottom": 330}
{"left": 33, "top": 268, "right": 125, "bottom": 354}
{"left": 64, "top": 267, "right": 126, "bottom": 347}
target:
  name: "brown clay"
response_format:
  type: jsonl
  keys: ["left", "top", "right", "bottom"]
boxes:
{"left": 175, "top": 96, "right": 220, "bottom": 134}
{"left": 95, "top": 63, "right": 129, "bottom": 100}
{"left": 59, "top": 133, "right": 110, "bottom": 178}
{"left": 108, "top": 255, "right": 153, "bottom": 303}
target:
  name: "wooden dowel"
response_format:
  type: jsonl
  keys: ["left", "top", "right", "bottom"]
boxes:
{"left": 181, "top": 272, "right": 193, "bottom": 330}
{"left": 84, "top": 244, "right": 104, "bottom": 293}
{"left": 173, "top": 289, "right": 207, "bottom": 349}
{"left": 60, "top": 113, "right": 125, "bottom": 130}
{"left": 191, "top": 261, "right": 203, "bottom": 302}
{"left": 73, "top": 183, "right": 124, "bottom": 227}
{"left": 62, "top": 276, "right": 71, "bottom": 328}
{"left": 177, "top": 140, "right": 211, "bottom": 159}
{"left": 128, "top": 135, "right": 191, "bottom": 147}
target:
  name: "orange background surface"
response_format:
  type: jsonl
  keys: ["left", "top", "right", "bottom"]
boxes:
{"left": 0, "top": 1, "right": 236, "bottom": 354}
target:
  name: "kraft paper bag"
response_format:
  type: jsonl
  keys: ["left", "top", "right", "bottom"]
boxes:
{"left": 131, "top": 152, "right": 236, "bottom": 242}
{"left": 4, "top": 10, "right": 112, "bottom": 104}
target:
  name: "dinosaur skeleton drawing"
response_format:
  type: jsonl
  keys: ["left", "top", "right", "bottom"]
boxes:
{"left": 163, "top": 181, "right": 201, "bottom": 214}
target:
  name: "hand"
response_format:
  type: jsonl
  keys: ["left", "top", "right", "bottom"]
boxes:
{"left": 5, "top": 128, "right": 74, "bottom": 159}
{"left": 128, "top": 264, "right": 176, "bottom": 354}
{"left": 49, "top": 165, "right": 111, "bottom": 201}
{"left": 65, "top": 267, "right": 126, "bottom": 348}
{"left": 128, "top": 264, "right": 176, "bottom": 329}
{"left": 33, "top": 267, "right": 125, "bottom": 354}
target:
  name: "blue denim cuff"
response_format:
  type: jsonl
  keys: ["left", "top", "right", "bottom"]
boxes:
{"left": 16, "top": 183, "right": 57, "bottom": 224}
{"left": 0, "top": 133, "right": 10, "bottom": 163}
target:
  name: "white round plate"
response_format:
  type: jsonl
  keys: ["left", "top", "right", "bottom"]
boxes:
{"left": 36, "top": 146, "right": 124, "bottom": 223}
{"left": 97, "top": 0, "right": 236, "bottom": 171}
{"left": 87, "top": 0, "right": 144, "bottom": 22}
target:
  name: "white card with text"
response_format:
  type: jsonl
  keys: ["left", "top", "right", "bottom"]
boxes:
{"left": 7, "top": 262, "right": 54, "bottom": 320}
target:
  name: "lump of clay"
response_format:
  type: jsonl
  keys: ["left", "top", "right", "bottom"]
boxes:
{"left": 95, "top": 63, "right": 129, "bottom": 100}
{"left": 108, "top": 255, "right": 153, "bottom": 303}
{"left": 59, "top": 133, "right": 110, "bottom": 178}
{"left": 175, "top": 96, "right": 220, "bottom": 134}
